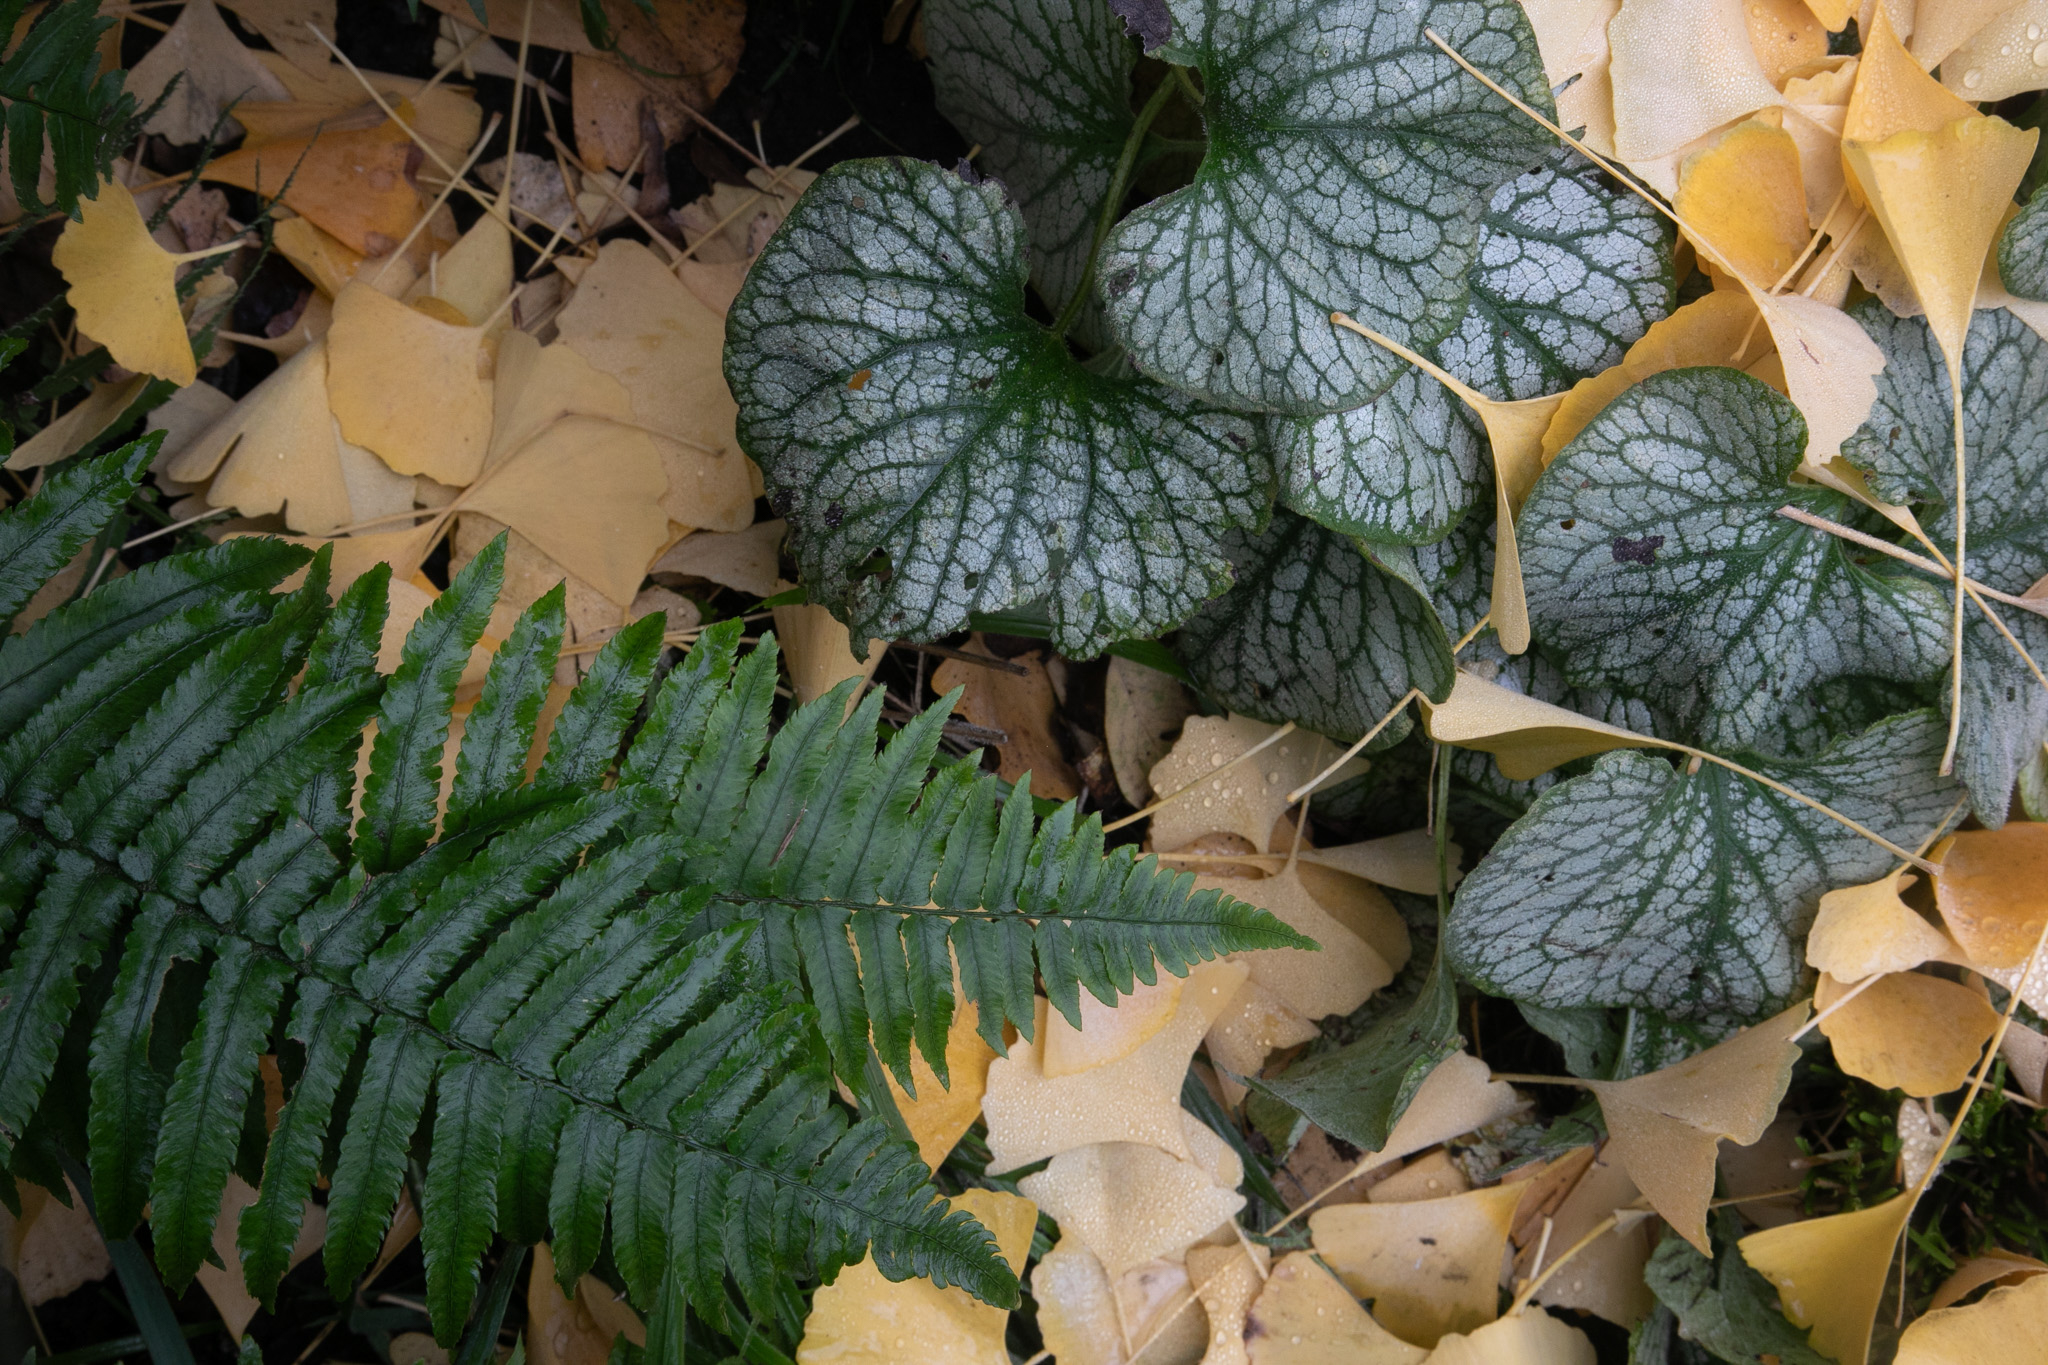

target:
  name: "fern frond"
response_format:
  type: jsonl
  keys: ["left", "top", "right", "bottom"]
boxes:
{"left": 0, "top": 471, "right": 1313, "bottom": 1345}
{"left": 0, "top": 0, "right": 136, "bottom": 216}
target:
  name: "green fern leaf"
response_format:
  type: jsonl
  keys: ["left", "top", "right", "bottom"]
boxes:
{"left": 446, "top": 583, "right": 564, "bottom": 837}
{"left": 0, "top": 0, "right": 135, "bottom": 217}
{"left": 0, "top": 441, "right": 151, "bottom": 626}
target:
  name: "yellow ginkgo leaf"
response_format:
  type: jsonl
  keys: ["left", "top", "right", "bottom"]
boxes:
{"left": 1520, "top": 0, "right": 1622, "bottom": 155}
{"left": 1311, "top": 1182, "right": 1525, "bottom": 1347}
{"left": 1031, "top": 1239, "right": 1207, "bottom": 1365}
{"left": 202, "top": 107, "right": 424, "bottom": 255}
{"left": 5, "top": 376, "right": 150, "bottom": 471}
{"left": 794, "top": 1187, "right": 1035, "bottom": 1365}
{"left": 554, "top": 238, "right": 755, "bottom": 533}
{"left": 168, "top": 341, "right": 352, "bottom": 532}
{"left": 1842, "top": 115, "right": 2038, "bottom": 370}
{"left": 1749, "top": 286, "right": 1889, "bottom": 459}
{"left": 1926, "top": 1248, "right": 2048, "bottom": 1312}
{"left": 1898, "top": 1274, "right": 2048, "bottom": 1364}
{"left": 1188, "top": 1243, "right": 1269, "bottom": 1365}
{"left": 326, "top": 281, "right": 496, "bottom": 485}
{"left": 1807, "top": 870, "right": 1967, "bottom": 980}
{"left": 1842, "top": 8, "right": 1978, "bottom": 147}
{"left": 1018, "top": 1128, "right": 1245, "bottom": 1280}
{"left": 1609, "top": 0, "right": 1786, "bottom": 164}
{"left": 486, "top": 332, "right": 637, "bottom": 465}
{"left": 1740, "top": 1193, "right": 1914, "bottom": 1365}
{"left": 1421, "top": 670, "right": 1650, "bottom": 781}
{"left": 525, "top": 1244, "right": 644, "bottom": 1365}
{"left": 53, "top": 180, "right": 214, "bottom": 386}
{"left": 980, "top": 958, "right": 1249, "bottom": 1174}
{"left": 404, "top": 214, "right": 512, "bottom": 330}
{"left": 1148, "top": 715, "right": 1366, "bottom": 855}
{"left": 1816, "top": 970, "right": 2001, "bottom": 1096}
{"left": 884, "top": 996, "right": 998, "bottom": 1171}
{"left": 459, "top": 415, "right": 670, "bottom": 608}
{"left": 1674, "top": 118, "right": 1812, "bottom": 284}
{"left": 124, "top": 0, "right": 292, "bottom": 146}
{"left": 1426, "top": 1311, "right": 1598, "bottom": 1365}
{"left": 1299, "top": 829, "right": 1451, "bottom": 896}
{"left": 1940, "top": 2, "right": 2048, "bottom": 102}
{"left": 1746, "top": 0, "right": 1830, "bottom": 84}
{"left": 1542, "top": 290, "right": 1776, "bottom": 461}
{"left": 271, "top": 216, "right": 375, "bottom": 298}
{"left": 1586, "top": 1002, "right": 1807, "bottom": 1252}
{"left": 1041, "top": 972, "right": 1184, "bottom": 1078}
{"left": 1205, "top": 977, "right": 1319, "bottom": 1101}
{"left": 1243, "top": 1251, "right": 1428, "bottom": 1365}
{"left": 1801, "top": 0, "right": 1856, "bottom": 27}
{"left": 1190, "top": 865, "right": 1396, "bottom": 1021}
{"left": 277, "top": 521, "right": 446, "bottom": 598}
{"left": 1931, "top": 823, "right": 2048, "bottom": 968}
{"left": 1521, "top": 1149, "right": 1656, "bottom": 1328}
{"left": 1329, "top": 313, "right": 1562, "bottom": 654}
{"left": 1906, "top": 0, "right": 2024, "bottom": 70}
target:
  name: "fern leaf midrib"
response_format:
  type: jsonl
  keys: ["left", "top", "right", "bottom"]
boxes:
{"left": 3, "top": 806, "right": 978, "bottom": 1254}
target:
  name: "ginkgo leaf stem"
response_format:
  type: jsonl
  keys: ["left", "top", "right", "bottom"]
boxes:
{"left": 1788, "top": 974, "right": 1883, "bottom": 1042}
{"left": 495, "top": 0, "right": 535, "bottom": 218}
{"left": 1284, "top": 688, "right": 1416, "bottom": 806}
{"left": 1942, "top": 363, "right": 1969, "bottom": 776}
{"left": 121, "top": 506, "right": 228, "bottom": 549}
{"left": 1671, "top": 745, "right": 1938, "bottom": 873}
{"left": 167, "top": 239, "right": 251, "bottom": 265}
{"left": 1101, "top": 721, "right": 1296, "bottom": 833}
{"left": 1487, "top": 1073, "right": 1593, "bottom": 1088}
{"left": 658, "top": 115, "right": 862, "bottom": 274}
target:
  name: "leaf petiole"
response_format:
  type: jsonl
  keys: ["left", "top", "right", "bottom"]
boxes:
{"left": 1051, "top": 70, "right": 1186, "bottom": 339}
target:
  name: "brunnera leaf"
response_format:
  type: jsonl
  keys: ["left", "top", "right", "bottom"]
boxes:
{"left": 1997, "top": 183, "right": 2047, "bottom": 302}
{"left": 923, "top": 0, "right": 1133, "bottom": 329}
{"left": 1445, "top": 709, "right": 1965, "bottom": 1022}
{"left": 1519, "top": 367, "right": 1951, "bottom": 753}
{"left": 1177, "top": 508, "right": 1455, "bottom": 745}
{"left": 1095, "top": 0, "right": 1553, "bottom": 415}
{"left": 1841, "top": 302, "right": 2048, "bottom": 827}
{"left": 724, "top": 158, "right": 1272, "bottom": 657}
{"left": 1268, "top": 150, "right": 1673, "bottom": 544}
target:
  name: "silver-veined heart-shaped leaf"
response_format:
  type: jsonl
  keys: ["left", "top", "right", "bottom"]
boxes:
{"left": 1095, "top": 0, "right": 1553, "bottom": 414}
{"left": 1436, "top": 150, "right": 1675, "bottom": 402}
{"left": 1520, "top": 367, "right": 1951, "bottom": 752}
{"left": 724, "top": 158, "right": 1272, "bottom": 657}
{"left": 924, "top": 0, "right": 1133, "bottom": 326}
{"left": 1176, "top": 508, "right": 1454, "bottom": 744}
{"left": 1446, "top": 710, "right": 1964, "bottom": 1022}
{"left": 1269, "top": 149, "right": 1670, "bottom": 543}
{"left": 1999, "top": 186, "right": 2048, "bottom": 302}
{"left": 1270, "top": 370, "right": 1486, "bottom": 545}
{"left": 1841, "top": 303, "right": 2048, "bottom": 826}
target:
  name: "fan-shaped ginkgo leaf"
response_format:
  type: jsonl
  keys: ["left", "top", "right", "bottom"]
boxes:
{"left": 1243, "top": 1251, "right": 1428, "bottom": 1365}
{"left": 1805, "top": 871, "right": 1965, "bottom": 981}
{"left": 326, "top": 282, "right": 495, "bottom": 485}
{"left": 1815, "top": 970, "right": 2001, "bottom": 1097}
{"left": 53, "top": 180, "right": 203, "bottom": 386}
{"left": 1932, "top": 823, "right": 2048, "bottom": 968}
{"left": 1585, "top": 1002, "right": 1807, "bottom": 1252}
{"left": 1740, "top": 1193, "right": 1915, "bottom": 1365}
{"left": 1311, "top": 1182, "right": 1525, "bottom": 1347}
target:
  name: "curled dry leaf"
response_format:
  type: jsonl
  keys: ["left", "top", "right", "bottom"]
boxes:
{"left": 651, "top": 519, "right": 784, "bottom": 598}
{"left": 1105, "top": 654, "right": 1197, "bottom": 807}
{"left": 1926, "top": 1248, "right": 2048, "bottom": 1312}
{"left": 54, "top": 180, "right": 200, "bottom": 386}
{"left": 771, "top": 589, "right": 885, "bottom": 708}
{"left": 1518, "top": 1149, "right": 1656, "bottom": 1327}
{"left": 980, "top": 958, "right": 1248, "bottom": 1173}
{"left": 1310, "top": 1181, "right": 1525, "bottom": 1347}
{"left": 1931, "top": 823, "right": 2048, "bottom": 967}
{"left": 1243, "top": 1251, "right": 1427, "bottom": 1365}
{"left": 1806, "top": 869, "right": 1966, "bottom": 980}
{"left": 0, "top": 1178, "right": 109, "bottom": 1306}
{"left": 125, "top": 0, "right": 291, "bottom": 144}
{"left": 6, "top": 376, "right": 151, "bottom": 472}
{"left": 934, "top": 637, "right": 1082, "bottom": 799}
{"left": 795, "top": 1187, "right": 1036, "bottom": 1365}
{"left": 1585, "top": 1002, "right": 1807, "bottom": 1252}
{"left": 1815, "top": 969, "right": 2001, "bottom": 1096}
{"left": 1299, "top": 829, "right": 1454, "bottom": 896}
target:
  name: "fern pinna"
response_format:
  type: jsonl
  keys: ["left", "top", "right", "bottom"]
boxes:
{"left": 0, "top": 440, "right": 1308, "bottom": 1349}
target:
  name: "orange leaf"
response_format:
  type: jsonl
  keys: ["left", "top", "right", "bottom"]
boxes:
{"left": 204, "top": 110, "right": 423, "bottom": 254}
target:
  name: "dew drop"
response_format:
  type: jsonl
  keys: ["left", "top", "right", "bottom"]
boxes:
{"left": 1265, "top": 770, "right": 1281, "bottom": 784}
{"left": 2031, "top": 22, "right": 2043, "bottom": 38}
{"left": 1202, "top": 797, "right": 1214, "bottom": 808}
{"left": 1965, "top": 67, "right": 1985, "bottom": 87}
{"left": 2035, "top": 40, "right": 2048, "bottom": 65}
